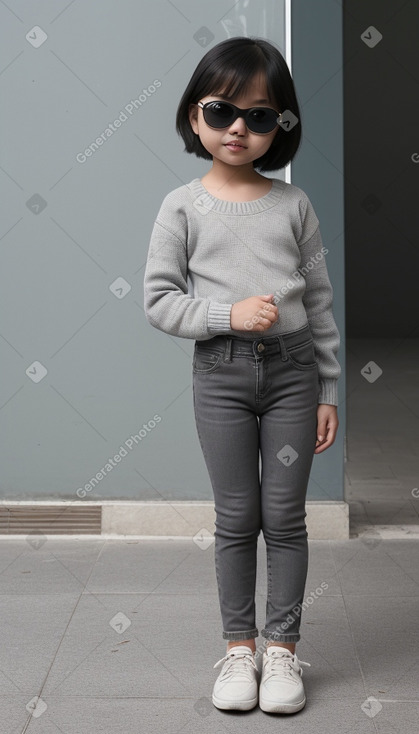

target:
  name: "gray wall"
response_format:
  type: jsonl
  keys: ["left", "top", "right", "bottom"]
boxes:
{"left": 0, "top": 1, "right": 345, "bottom": 504}
{"left": 343, "top": 0, "right": 419, "bottom": 337}
{"left": 0, "top": 0, "right": 281, "bottom": 500}
{"left": 292, "top": 0, "right": 346, "bottom": 500}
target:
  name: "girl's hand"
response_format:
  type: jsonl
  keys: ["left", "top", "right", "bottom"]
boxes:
{"left": 231, "top": 295, "right": 278, "bottom": 331}
{"left": 314, "top": 404, "right": 338, "bottom": 454}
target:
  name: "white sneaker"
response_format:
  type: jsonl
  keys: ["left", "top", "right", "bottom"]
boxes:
{"left": 259, "top": 646, "right": 311, "bottom": 714}
{"left": 212, "top": 645, "right": 258, "bottom": 711}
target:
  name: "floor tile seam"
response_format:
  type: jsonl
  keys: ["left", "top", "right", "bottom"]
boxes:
{"left": 0, "top": 591, "right": 352, "bottom": 597}
{"left": 330, "top": 536, "right": 419, "bottom": 547}
{"left": 329, "top": 542, "right": 363, "bottom": 583}
{"left": 25, "top": 552, "right": 110, "bottom": 705}
{"left": 323, "top": 592, "right": 419, "bottom": 597}
{"left": 328, "top": 543, "right": 372, "bottom": 693}
{"left": 76, "top": 590, "right": 310, "bottom": 599}
{"left": 3, "top": 695, "right": 402, "bottom": 701}
{"left": 349, "top": 534, "right": 419, "bottom": 541}
{"left": 0, "top": 591, "right": 221, "bottom": 596}
{"left": 338, "top": 588, "right": 370, "bottom": 694}
{"left": 341, "top": 528, "right": 419, "bottom": 538}
{"left": 378, "top": 546, "right": 419, "bottom": 591}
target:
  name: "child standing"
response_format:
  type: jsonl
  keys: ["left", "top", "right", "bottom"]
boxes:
{"left": 144, "top": 36, "right": 340, "bottom": 714}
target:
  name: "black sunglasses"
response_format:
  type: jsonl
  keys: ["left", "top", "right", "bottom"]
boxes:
{"left": 197, "top": 100, "right": 282, "bottom": 134}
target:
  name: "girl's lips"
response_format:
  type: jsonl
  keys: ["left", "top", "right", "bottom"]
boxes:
{"left": 224, "top": 142, "right": 247, "bottom": 151}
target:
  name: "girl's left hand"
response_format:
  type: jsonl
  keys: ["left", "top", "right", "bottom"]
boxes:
{"left": 314, "top": 404, "right": 339, "bottom": 454}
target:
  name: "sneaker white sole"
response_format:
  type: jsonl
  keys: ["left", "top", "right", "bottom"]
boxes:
{"left": 259, "top": 695, "right": 306, "bottom": 714}
{"left": 212, "top": 692, "right": 258, "bottom": 711}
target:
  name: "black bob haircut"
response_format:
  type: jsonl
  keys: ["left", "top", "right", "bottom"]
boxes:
{"left": 176, "top": 36, "right": 301, "bottom": 172}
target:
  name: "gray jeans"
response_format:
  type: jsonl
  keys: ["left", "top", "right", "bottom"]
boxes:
{"left": 192, "top": 323, "right": 319, "bottom": 643}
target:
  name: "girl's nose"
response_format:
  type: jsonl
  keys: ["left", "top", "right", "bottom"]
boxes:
{"left": 228, "top": 116, "right": 247, "bottom": 135}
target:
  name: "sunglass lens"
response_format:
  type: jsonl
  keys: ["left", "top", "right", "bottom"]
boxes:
{"left": 203, "top": 102, "right": 234, "bottom": 128}
{"left": 247, "top": 108, "right": 278, "bottom": 133}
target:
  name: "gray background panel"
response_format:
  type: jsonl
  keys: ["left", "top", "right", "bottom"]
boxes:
{"left": 0, "top": 0, "right": 345, "bottom": 502}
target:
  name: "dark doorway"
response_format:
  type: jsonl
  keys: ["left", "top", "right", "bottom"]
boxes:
{"left": 343, "top": 0, "right": 419, "bottom": 536}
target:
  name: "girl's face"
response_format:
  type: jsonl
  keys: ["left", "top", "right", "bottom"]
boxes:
{"left": 188, "top": 73, "right": 280, "bottom": 170}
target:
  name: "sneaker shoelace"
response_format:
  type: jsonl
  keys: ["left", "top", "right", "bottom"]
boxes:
{"left": 264, "top": 650, "right": 311, "bottom": 684}
{"left": 214, "top": 650, "right": 258, "bottom": 679}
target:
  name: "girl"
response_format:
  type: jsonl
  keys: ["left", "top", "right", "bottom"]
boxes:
{"left": 144, "top": 36, "right": 340, "bottom": 714}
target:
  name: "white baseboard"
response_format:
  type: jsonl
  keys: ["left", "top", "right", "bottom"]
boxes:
{"left": 102, "top": 500, "right": 349, "bottom": 539}
{"left": 0, "top": 500, "right": 349, "bottom": 539}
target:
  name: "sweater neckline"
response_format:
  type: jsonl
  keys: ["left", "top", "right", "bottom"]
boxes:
{"left": 187, "top": 177, "right": 285, "bottom": 215}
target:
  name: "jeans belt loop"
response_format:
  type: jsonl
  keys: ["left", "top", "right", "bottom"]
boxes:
{"left": 279, "top": 335, "right": 288, "bottom": 361}
{"left": 224, "top": 337, "right": 233, "bottom": 362}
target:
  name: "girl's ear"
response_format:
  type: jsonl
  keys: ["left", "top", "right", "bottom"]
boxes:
{"left": 188, "top": 103, "right": 199, "bottom": 134}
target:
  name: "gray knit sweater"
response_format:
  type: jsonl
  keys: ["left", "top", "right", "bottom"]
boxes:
{"left": 144, "top": 177, "right": 341, "bottom": 405}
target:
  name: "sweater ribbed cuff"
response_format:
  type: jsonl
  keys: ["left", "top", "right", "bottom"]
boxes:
{"left": 207, "top": 303, "right": 233, "bottom": 333}
{"left": 318, "top": 379, "right": 338, "bottom": 406}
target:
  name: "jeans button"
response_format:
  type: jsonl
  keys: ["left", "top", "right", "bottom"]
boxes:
{"left": 257, "top": 343, "right": 265, "bottom": 353}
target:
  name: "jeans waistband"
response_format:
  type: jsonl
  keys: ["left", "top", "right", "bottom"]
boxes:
{"left": 195, "top": 323, "right": 313, "bottom": 362}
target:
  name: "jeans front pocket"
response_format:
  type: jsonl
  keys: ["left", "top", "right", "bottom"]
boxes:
{"left": 193, "top": 347, "right": 223, "bottom": 374}
{"left": 287, "top": 339, "right": 318, "bottom": 370}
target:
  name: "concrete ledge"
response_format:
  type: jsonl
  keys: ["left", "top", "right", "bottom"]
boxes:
{"left": 0, "top": 500, "right": 350, "bottom": 539}
{"left": 305, "top": 501, "right": 349, "bottom": 539}
{"left": 102, "top": 500, "right": 216, "bottom": 538}
{"left": 103, "top": 500, "right": 349, "bottom": 539}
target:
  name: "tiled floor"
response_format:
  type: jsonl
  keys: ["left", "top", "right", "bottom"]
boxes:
{"left": 0, "top": 536, "right": 418, "bottom": 733}
{"left": 1, "top": 338, "right": 418, "bottom": 733}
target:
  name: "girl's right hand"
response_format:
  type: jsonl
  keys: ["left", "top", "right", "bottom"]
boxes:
{"left": 230, "top": 295, "right": 279, "bottom": 332}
